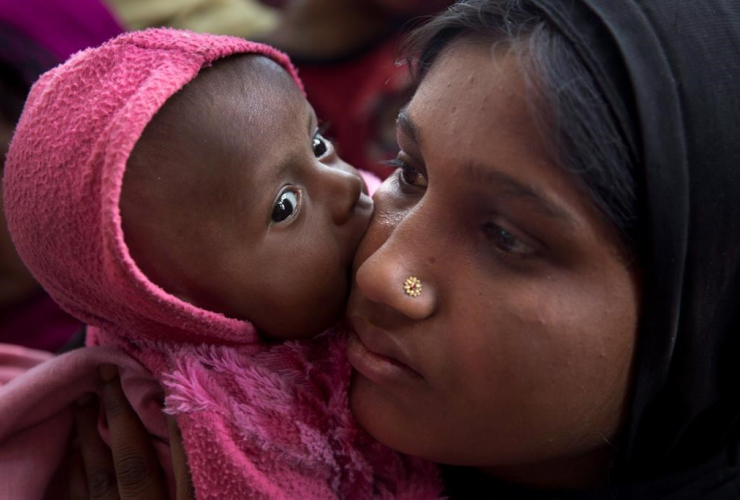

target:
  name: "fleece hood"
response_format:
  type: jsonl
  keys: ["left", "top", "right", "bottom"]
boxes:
{"left": 3, "top": 29, "right": 303, "bottom": 346}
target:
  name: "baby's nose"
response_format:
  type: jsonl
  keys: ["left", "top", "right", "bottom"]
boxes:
{"left": 321, "top": 163, "right": 364, "bottom": 225}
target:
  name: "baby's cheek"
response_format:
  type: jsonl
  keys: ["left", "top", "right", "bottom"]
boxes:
{"left": 294, "top": 259, "right": 349, "bottom": 333}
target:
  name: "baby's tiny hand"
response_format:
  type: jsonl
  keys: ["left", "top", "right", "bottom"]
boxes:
{"left": 68, "top": 365, "right": 194, "bottom": 500}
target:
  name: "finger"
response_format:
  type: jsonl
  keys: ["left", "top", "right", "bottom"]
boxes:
{"left": 67, "top": 437, "right": 90, "bottom": 500}
{"left": 99, "top": 364, "right": 168, "bottom": 499}
{"left": 168, "top": 416, "right": 196, "bottom": 500}
{"left": 75, "top": 393, "right": 119, "bottom": 500}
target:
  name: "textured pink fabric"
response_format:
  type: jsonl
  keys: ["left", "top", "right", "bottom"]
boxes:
{"left": 1, "top": 29, "right": 441, "bottom": 499}
{"left": 0, "top": 345, "right": 164, "bottom": 500}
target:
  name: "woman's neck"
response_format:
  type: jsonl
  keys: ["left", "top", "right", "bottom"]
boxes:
{"left": 479, "top": 445, "right": 616, "bottom": 490}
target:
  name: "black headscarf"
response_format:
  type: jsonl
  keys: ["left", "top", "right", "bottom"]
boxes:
{"left": 439, "top": 0, "right": 740, "bottom": 497}
{"left": 525, "top": 0, "right": 740, "bottom": 495}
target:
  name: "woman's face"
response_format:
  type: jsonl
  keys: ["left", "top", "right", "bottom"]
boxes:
{"left": 346, "top": 41, "right": 640, "bottom": 487}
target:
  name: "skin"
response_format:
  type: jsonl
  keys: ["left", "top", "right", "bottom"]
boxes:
{"left": 346, "top": 40, "right": 640, "bottom": 488}
{"left": 120, "top": 55, "right": 373, "bottom": 339}
{"left": 69, "top": 367, "right": 194, "bottom": 499}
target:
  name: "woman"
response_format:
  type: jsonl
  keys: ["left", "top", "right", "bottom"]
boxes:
{"left": 345, "top": 0, "right": 740, "bottom": 495}
{"left": 74, "top": 0, "right": 740, "bottom": 497}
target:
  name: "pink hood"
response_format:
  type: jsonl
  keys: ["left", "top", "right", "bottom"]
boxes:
{"left": 2, "top": 29, "right": 303, "bottom": 346}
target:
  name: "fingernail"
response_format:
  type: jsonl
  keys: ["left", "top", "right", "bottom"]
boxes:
{"left": 76, "top": 393, "right": 94, "bottom": 406}
{"left": 99, "top": 364, "right": 118, "bottom": 382}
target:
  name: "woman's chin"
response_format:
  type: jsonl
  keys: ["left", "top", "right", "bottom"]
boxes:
{"left": 348, "top": 371, "right": 432, "bottom": 459}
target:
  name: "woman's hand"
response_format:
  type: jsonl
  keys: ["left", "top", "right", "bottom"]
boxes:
{"left": 69, "top": 365, "right": 194, "bottom": 499}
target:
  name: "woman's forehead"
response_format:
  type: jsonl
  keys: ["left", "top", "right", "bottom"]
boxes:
{"left": 402, "top": 41, "right": 623, "bottom": 246}
{"left": 411, "top": 42, "right": 533, "bottom": 140}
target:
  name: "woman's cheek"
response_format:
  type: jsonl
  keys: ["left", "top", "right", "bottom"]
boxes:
{"left": 375, "top": 175, "right": 419, "bottom": 228}
{"left": 354, "top": 177, "right": 415, "bottom": 268}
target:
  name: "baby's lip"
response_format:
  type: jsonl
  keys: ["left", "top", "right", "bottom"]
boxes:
{"left": 352, "top": 193, "right": 373, "bottom": 238}
{"left": 354, "top": 190, "right": 373, "bottom": 214}
{"left": 344, "top": 191, "right": 373, "bottom": 264}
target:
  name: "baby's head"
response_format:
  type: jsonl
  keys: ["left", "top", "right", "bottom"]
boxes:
{"left": 3, "top": 29, "right": 371, "bottom": 345}
{"left": 121, "top": 54, "right": 372, "bottom": 340}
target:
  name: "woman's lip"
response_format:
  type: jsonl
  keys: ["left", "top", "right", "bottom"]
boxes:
{"left": 347, "top": 332, "right": 422, "bottom": 385}
{"left": 346, "top": 320, "right": 422, "bottom": 385}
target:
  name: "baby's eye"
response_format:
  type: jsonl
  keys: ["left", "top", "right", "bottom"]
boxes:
{"left": 312, "top": 132, "right": 330, "bottom": 158}
{"left": 272, "top": 189, "right": 299, "bottom": 223}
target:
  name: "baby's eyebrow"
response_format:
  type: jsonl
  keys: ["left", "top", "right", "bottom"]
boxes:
{"left": 271, "top": 154, "right": 296, "bottom": 184}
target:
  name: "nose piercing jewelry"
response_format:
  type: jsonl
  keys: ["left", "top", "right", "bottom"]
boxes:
{"left": 403, "top": 276, "right": 422, "bottom": 297}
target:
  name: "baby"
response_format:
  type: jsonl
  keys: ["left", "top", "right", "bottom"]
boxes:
{"left": 0, "top": 29, "right": 439, "bottom": 499}
{"left": 120, "top": 38, "right": 373, "bottom": 341}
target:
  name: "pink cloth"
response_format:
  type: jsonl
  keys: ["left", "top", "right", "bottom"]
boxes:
{"left": 0, "top": 343, "right": 53, "bottom": 387}
{"left": 1, "top": 29, "right": 440, "bottom": 499}
{"left": 0, "top": 345, "right": 162, "bottom": 500}
{"left": 0, "top": 0, "right": 122, "bottom": 64}
{"left": 0, "top": 293, "right": 82, "bottom": 352}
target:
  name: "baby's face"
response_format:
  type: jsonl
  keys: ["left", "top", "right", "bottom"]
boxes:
{"left": 121, "top": 55, "right": 373, "bottom": 339}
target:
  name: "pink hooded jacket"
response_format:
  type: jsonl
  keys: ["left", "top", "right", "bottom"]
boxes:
{"left": 0, "top": 29, "right": 440, "bottom": 499}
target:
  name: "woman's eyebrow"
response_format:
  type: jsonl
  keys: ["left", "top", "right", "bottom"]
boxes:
{"left": 464, "top": 161, "right": 577, "bottom": 226}
{"left": 396, "top": 107, "right": 420, "bottom": 146}
{"left": 398, "top": 107, "right": 575, "bottom": 226}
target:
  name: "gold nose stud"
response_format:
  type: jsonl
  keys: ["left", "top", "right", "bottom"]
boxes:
{"left": 403, "top": 276, "right": 422, "bottom": 297}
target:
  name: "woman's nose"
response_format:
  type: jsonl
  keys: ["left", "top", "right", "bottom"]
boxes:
{"left": 318, "top": 162, "right": 364, "bottom": 225}
{"left": 354, "top": 230, "right": 438, "bottom": 321}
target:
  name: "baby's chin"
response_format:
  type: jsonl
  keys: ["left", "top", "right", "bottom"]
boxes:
{"left": 257, "top": 281, "right": 352, "bottom": 341}
{"left": 258, "top": 314, "right": 343, "bottom": 341}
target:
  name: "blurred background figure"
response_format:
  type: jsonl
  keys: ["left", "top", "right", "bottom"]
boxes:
{"left": 261, "top": 0, "right": 454, "bottom": 177}
{"left": 105, "top": 0, "right": 279, "bottom": 40}
{"left": 0, "top": 0, "right": 122, "bottom": 351}
{"left": 105, "top": 0, "right": 454, "bottom": 177}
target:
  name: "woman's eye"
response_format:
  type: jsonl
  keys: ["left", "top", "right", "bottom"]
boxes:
{"left": 272, "top": 189, "right": 299, "bottom": 223}
{"left": 387, "top": 158, "right": 427, "bottom": 188}
{"left": 401, "top": 164, "right": 422, "bottom": 185}
{"left": 312, "top": 132, "right": 330, "bottom": 158}
{"left": 483, "top": 223, "right": 534, "bottom": 257}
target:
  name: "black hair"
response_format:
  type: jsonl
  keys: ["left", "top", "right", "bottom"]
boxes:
{"left": 404, "top": 0, "right": 639, "bottom": 252}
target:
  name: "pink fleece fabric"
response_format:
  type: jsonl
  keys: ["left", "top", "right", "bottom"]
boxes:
{"left": 1, "top": 29, "right": 439, "bottom": 499}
